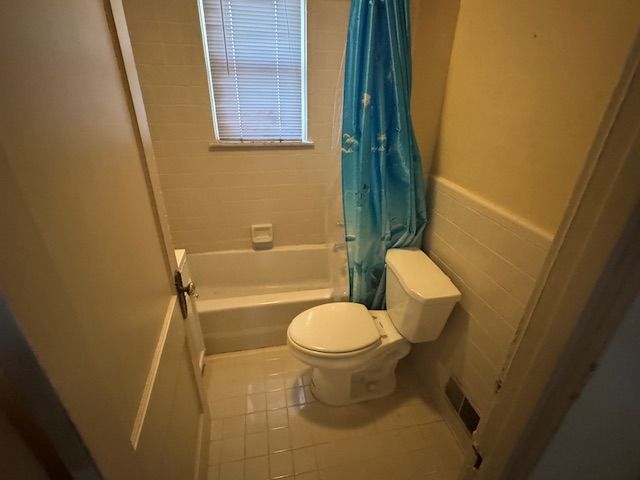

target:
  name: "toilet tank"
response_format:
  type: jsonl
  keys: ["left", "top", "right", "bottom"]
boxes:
{"left": 385, "top": 248, "right": 461, "bottom": 342}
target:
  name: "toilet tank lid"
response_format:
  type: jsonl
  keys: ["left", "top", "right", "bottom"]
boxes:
{"left": 386, "top": 248, "right": 461, "bottom": 304}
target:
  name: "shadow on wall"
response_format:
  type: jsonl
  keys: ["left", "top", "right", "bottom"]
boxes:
{"left": 410, "top": 0, "right": 461, "bottom": 178}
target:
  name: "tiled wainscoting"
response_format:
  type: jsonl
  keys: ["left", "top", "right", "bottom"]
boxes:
{"left": 414, "top": 176, "right": 553, "bottom": 419}
{"left": 205, "top": 346, "right": 464, "bottom": 480}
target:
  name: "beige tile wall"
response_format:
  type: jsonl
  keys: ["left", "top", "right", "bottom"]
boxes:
{"left": 413, "top": 176, "right": 552, "bottom": 415}
{"left": 123, "top": 0, "right": 350, "bottom": 252}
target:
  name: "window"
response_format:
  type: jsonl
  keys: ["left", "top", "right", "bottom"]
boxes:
{"left": 200, "top": 0, "right": 307, "bottom": 144}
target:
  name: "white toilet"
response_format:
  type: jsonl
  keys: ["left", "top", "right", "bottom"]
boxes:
{"left": 287, "top": 248, "right": 461, "bottom": 406}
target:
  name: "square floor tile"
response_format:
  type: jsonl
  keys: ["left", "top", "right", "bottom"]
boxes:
{"left": 219, "top": 437, "right": 244, "bottom": 463}
{"left": 245, "top": 432, "right": 268, "bottom": 459}
{"left": 286, "top": 387, "right": 307, "bottom": 406}
{"left": 409, "top": 396, "right": 442, "bottom": 425}
{"left": 244, "top": 455, "right": 269, "bottom": 480}
{"left": 265, "top": 376, "right": 285, "bottom": 392}
{"left": 313, "top": 442, "right": 343, "bottom": 470}
{"left": 247, "top": 392, "right": 267, "bottom": 413}
{"left": 221, "top": 396, "right": 247, "bottom": 417}
{"left": 222, "top": 415, "right": 245, "bottom": 439}
{"left": 289, "top": 424, "right": 314, "bottom": 449}
{"left": 419, "top": 422, "right": 464, "bottom": 472}
{"left": 211, "top": 418, "right": 223, "bottom": 441}
{"left": 270, "top": 450, "right": 294, "bottom": 479}
{"left": 219, "top": 460, "right": 243, "bottom": 480}
{"left": 209, "top": 441, "right": 221, "bottom": 465}
{"left": 408, "top": 448, "right": 439, "bottom": 475}
{"left": 399, "top": 425, "right": 428, "bottom": 451}
{"left": 267, "top": 408, "right": 289, "bottom": 429}
{"left": 295, "top": 471, "right": 319, "bottom": 480}
{"left": 246, "top": 411, "right": 268, "bottom": 434}
{"left": 266, "top": 390, "right": 287, "bottom": 410}
{"left": 284, "top": 373, "right": 306, "bottom": 390}
{"left": 268, "top": 427, "right": 291, "bottom": 453}
{"left": 209, "top": 401, "right": 224, "bottom": 420}
{"left": 225, "top": 382, "right": 250, "bottom": 399}
{"left": 207, "top": 464, "right": 219, "bottom": 480}
{"left": 263, "top": 358, "right": 285, "bottom": 376}
{"left": 246, "top": 379, "right": 266, "bottom": 395}
{"left": 293, "top": 446, "right": 317, "bottom": 474}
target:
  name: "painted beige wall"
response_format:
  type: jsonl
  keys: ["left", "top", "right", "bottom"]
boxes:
{"left": 433, "top": 0, "right": 640, "bottom": 234}
{"left": 123, "top": 0, "right": 349, "bottom": 252}
{"left": 410, "top": 0, "right": 460, "bottom": 176}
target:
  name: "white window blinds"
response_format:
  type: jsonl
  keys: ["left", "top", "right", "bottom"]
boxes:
{"left": 201, "top": 0, "right": 306, "bottom": 142}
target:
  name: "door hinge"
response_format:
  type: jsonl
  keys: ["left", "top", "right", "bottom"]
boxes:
{"left": 495, "top": 378, "right": 503, "bottom": 393}
{"left": 472, "top": 442, "right": 484, "bottom": 470}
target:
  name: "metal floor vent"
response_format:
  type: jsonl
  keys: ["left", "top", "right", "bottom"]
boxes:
{"left": 445, "top": 377, "right": 480, "bottom": 434}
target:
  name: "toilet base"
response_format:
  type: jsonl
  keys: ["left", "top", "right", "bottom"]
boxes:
{"left": 308, "top": 342, "right": 411, "bottom": 406}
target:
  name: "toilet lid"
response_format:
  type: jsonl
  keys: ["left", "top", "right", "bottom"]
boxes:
{"left": 288, "top": 302, "right": 380, "bottom": 354}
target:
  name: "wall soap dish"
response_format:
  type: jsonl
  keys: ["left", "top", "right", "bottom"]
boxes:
{"left": 251, "top": 223, "right": 273, "bottom": 249}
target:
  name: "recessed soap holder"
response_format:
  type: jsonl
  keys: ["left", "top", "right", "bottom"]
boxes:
{"left": 251, "top": 223, "right": 273, "bottom": 249}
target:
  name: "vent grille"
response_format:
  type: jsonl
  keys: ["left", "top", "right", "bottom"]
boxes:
{"left": 445, "top": 377, "right": 480, "bottom": 434}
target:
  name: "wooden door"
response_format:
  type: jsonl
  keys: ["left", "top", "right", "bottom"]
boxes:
{"left": 0, "top": 0, "right": 208, "bottom": 478}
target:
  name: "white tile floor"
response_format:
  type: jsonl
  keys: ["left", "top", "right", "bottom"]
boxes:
{"left": 205, "top": 346, "right": 464, "bottom": 480}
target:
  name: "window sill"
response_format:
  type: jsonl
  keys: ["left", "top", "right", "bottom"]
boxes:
{"left": 208, "top": 140, "right": 315, "bottom": 150}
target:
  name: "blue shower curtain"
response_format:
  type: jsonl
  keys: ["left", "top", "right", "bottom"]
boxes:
{"left": 341, "top": 0, "right": 427, "bottom": 309}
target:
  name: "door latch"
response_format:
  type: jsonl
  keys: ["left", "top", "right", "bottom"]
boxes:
{"left": 174, "top": 270, "right": 196, "bottom": 319}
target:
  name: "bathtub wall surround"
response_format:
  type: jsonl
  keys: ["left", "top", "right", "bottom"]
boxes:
{"left": 189, "top": 245, "right": 338, "bottom": 354}
{"left": 412, "top": 176, "right": 552, "bottom": 422}
{"left": 122, "top": 0, "right": 350, "bottom": 252}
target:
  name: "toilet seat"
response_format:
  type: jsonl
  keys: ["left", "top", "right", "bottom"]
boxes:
{"left": 288, "top": 302, "right": 381, "bottom": 355}
{"left": 287, "top": 336, "right": 380, "bottom": 359}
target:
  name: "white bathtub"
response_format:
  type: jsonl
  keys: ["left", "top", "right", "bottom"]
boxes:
{"left": 189, "top": 245, "right": 346, "bottom": 354}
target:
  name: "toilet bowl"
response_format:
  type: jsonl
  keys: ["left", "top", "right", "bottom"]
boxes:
{"left": 287, "top": 248, "right": 461, "bottom": 406}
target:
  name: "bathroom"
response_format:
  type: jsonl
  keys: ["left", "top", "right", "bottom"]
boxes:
{"left": 1, "top": 0, "right": 639, "bottom": 479}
